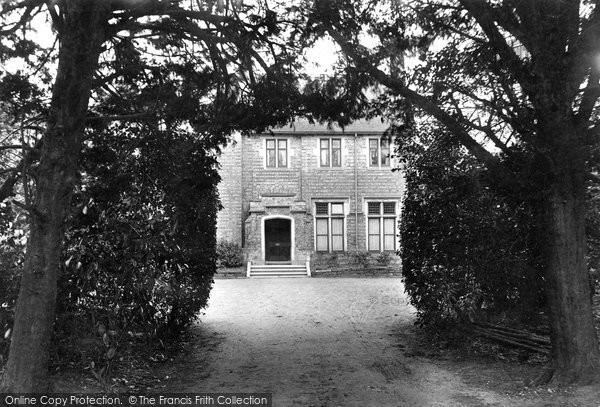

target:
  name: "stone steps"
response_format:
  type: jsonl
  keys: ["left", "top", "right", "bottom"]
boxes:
{"left": 247, "top": 263, "right": 310, "bottom": 277}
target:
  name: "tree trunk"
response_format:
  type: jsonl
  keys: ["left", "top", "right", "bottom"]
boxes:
{"left": 0, "top": 1, "right": 109, "bottom": 392}
{"left": 540, "top": 141, "right": 600, "bottom": 384}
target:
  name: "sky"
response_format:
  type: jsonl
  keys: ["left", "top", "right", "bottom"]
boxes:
{"left": 3, "top": 8, "right": 341, "bottom": 81}
{"left": 302, "top": 37, "right": 340, "bottom": 78}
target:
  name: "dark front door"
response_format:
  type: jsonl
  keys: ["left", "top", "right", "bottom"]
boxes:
{"left": 265, "top": 218, "right": 291, "bottom": 262}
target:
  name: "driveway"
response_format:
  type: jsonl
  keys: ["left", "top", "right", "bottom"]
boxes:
{"left": 163, "top": 278, "right": 519, "bottom": 406}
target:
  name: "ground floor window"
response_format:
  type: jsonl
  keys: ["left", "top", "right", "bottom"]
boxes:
{"left": 367, "top": 201, "right": 397, "bottom": 251}
{"left": 315, "top": 202, "right": 345, "bottom": 252}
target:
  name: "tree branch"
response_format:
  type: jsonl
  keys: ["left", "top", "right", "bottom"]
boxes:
{"left": 567, "top": 4, "right": 600, "bottom": 101}
{"left": 0, "top": 138, "right": 42, "bottom": 203}
{"left": 459, "top": 0, "right": 532, "bottom": 97}
{"left": 326, "top": 27, "right": 519, "bottom": 192}
{"left": 10, "top": 198, "right": 43, "bottom": 220}
{"left": 111, "top": 1, "right": 229, "bottom": 26}
{"left": 0, "top": 3, "right": 39, "bottom": 35}
{"left": 0, "top": 144, "right": 37, "bottom": 151}
{"left": 44, "top": 0, "right": 63, "bottom": 33}
{"left": 93, "top": 63, "right": 161, "bottom": 87}
{"left": 575, "top": 67, "right": 600, "bottom": 126}
{"left": 0, "top": 167, "right": 19, "bottom": 175}
{"left": 86, "top": 112, "right": 156, "bottom": 123}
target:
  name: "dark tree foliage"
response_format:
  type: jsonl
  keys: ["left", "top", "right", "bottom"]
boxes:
{"left": 0, "top": 202, "right": 25, "bottom": 362}
{"left": 0, "top": 105, "right": 28, "bottom": 362}
{"left": 589, "top": 191, "right": 600, "bottom": 284}
{"left": 399, "top": 130, "right": 544, "bottom": 328}
{"left": 587, "top": 143, "right": 600, "bottom": 287}
{"left": 310, "top": 0, "right": 600, "bottom": 384}
{"left": 57, "top": 124, "right": 219, "bottom": 343}
{"left": 0, "top": 0, "right": 309, "bottom": 391}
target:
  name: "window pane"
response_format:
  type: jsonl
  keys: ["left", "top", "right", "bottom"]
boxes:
{"left": 368, "top": 202, "right": 381, "bottom": 215}
{"left": 332, "top": 147, "right": 341, "bottom": 167}
{"left": 381, "top": 154, "right": 390, "bottom": 166}
{"left": 332, "top": 236, "right": 344, "bottom": 251}
{"left": 316, "top": 236, "right": 328, "bottom": 252}
{"left": 380, "top": 138, "right": 390, "bottom": 166}
{"left": 316, "top": 218, "right": 328, "bottom": 234}
{"left": 278, "top": 148, "right": 287, "bottom": 167}
{"left": 266, "top": 139, "right": 275, "bottom": 149}
{"left": 383, "top": 202, "right": 396, "bottom": 214}
{"left": 368, "top": 218, "right": 380, "bottom": 234}
{"left": 369, "top": 139, "right": 379, "bottom": 166}
{"left": 267, "top": 150, "right": 276, "bottom": 167}
{"left": 383, "top": 218, "right": 395, "bottom": 234}
{"left": 384, "top": 235, "right": 395, "bottom": 251}
{"left": 368, "top": 235, "right": 380, "bottom": 251}
{"left": 278, "top": 139, "right": 287, "bottom": 149}
{"left": 370, "top": 149, "right": 378, "bottom": 166}
{"left": 320, "top": 139, "right": 329, "bottom": 149}
{"left": 320, "top": 148, "right": 330, "bottom": 166}
{"left": 315, "top": 202, "right": 329, "bottom": 215}
{"left": 332, "top": 139, "right": 341, "bottom": 149}
{"left": 331, "top": 218, "right": 343, "bottom": 235}
{"left": 331, "top": 203, "right": 344, "bottom": 215}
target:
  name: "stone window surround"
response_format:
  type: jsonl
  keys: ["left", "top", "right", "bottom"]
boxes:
{"left": 313, "top": 199, "right": 349, "bottom": 253}
{"left": 265, "top": 137, "right": 288, "bottom": 168}
{"left": 319, "top": 137, "right": 342, "bottom": 167}
{"left": 363, "top": 199, "right": 399, "bottom": 252}
{"left": 368, "top": 136, "right": 392, "bottom": 168}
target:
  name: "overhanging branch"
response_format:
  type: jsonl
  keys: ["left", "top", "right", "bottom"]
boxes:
{"left": 0, "top": 139, "right": 42, "bottom": 203}
{"left": 459, "top": 0, "right": 532, "bottom": 97}
{"left": 327, "top": 28, "right": 519, "bottom": 192}
{"left": 86, "top": 112, "right": 156, "bottom": 123}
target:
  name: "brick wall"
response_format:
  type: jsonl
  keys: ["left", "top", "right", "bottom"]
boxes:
{"left": 216, "top": 128, "right": 405, "bottom": 264}
{"left": 299, "top": 134, "right": 404, "bottom": 252}
{"left": 216, "top": 133, "right": 243, "bottom": 244}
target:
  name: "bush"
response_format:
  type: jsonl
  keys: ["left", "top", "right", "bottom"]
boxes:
{"left": 55, "top": 126, "right": 219, "bottom": 364}
{"left": 587, "top": 183, "right": 600, "bottom": 292}
{"left": 375, "top": 251, "right": 392, "bottom": 266}
{"left": 216, "top": 240, "right": 244, "bottom": 267}
{"left": 0, "top": 202, "right": 26, "bottom": 364}
{"left": 351, "top": 251, "right": 371, "bottom": 268}
{"left": 399, "top": 135, "right": 544, "bottom": 328}
{"left": 325, "top": 252, "right": 339, "bottom": 269}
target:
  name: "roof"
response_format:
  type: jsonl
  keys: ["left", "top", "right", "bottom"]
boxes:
{"left": 264, "top": 117, "right": 391, "bottom": 135}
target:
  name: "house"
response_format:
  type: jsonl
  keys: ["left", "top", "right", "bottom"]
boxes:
{"left": 216, "top": 118, "right": 405, "bottom": 276}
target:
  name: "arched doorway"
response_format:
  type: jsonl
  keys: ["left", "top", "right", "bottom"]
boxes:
{"left": 263, "top": 217, "right": 293, "bottom": 262}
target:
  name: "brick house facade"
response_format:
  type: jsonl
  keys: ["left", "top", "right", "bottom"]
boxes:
{"left": 216, "top": 118, "right": 405, "bottom": 270}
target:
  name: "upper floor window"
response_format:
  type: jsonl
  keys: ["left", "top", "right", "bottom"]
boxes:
{"left": 266, "top": 138, "right": 287, "bottom": 168}
{"left": 367, "top": 201, "right": 397, "bottom": 251}
{"left": 320, "top": 138, "right": 341, "bottom": 167}
{"left": 315, "top": 202, "right": 345, "bottom": 252}
{"left": 369, "top": 137, "right": 391, "bottom": 167}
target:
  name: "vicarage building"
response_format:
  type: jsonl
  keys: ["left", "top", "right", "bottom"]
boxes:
{"left": 216, "top": 118, "right": 404, "bottom": 276}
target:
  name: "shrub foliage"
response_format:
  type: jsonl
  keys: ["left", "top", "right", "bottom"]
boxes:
{"left": 0, "top": 203, "right": 26, "bottom": 363}
{"left": 399, "top": 133, "right": 544, "bottom": 327}
{"left": 216, "top": 240, "right": 244, "bottom": 268}
{"left": 56, "top": 125, "right": 220, "bottom": 343}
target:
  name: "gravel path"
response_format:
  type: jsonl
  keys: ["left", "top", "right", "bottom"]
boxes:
{"left": 165, "top": 278, "right": 516, "bottom": 406}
